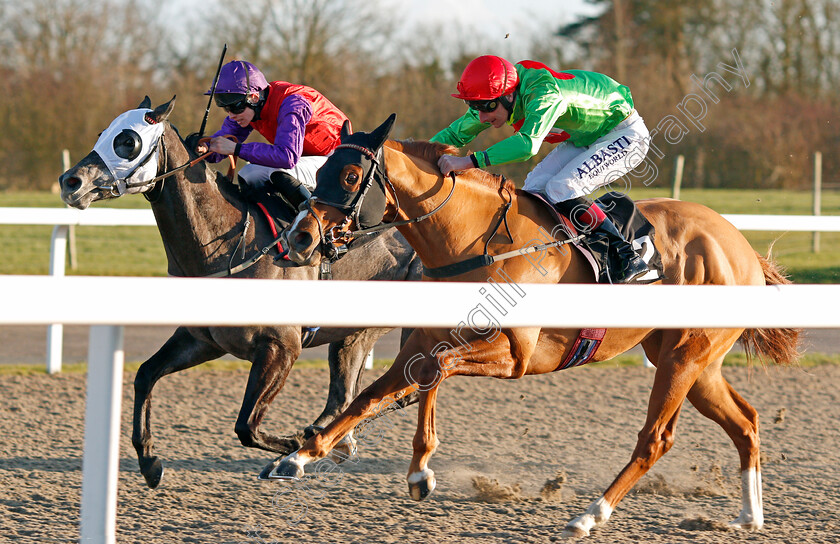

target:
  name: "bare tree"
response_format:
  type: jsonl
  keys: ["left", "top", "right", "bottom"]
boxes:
{"left": 0, "top": 0, "right": 169, "bottom": 189}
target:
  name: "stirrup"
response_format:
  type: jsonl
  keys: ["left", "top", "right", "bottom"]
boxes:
{"left": 615, "top": 254, "right": 648, "bottom": 283}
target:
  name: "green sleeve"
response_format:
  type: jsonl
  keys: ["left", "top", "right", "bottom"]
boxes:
{"left": 429, "top": 108, "right": 489, "bottom": 147}
{"left": 481, "top": 75, "right": 567, "bottom": 167}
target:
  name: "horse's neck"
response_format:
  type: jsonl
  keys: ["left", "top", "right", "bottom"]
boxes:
{"left": 151, "top": 126, "right": 248, "bottom": 276}
{"left": 384, "top": 146, "right": 581, "bottom": 282}
{"left": 384, "top": 149, "right": 520, "bottom": 266}
{"left": 383, "top": 149, "right": 477, "bottom": 268}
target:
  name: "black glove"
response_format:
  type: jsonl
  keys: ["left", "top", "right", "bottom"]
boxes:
{"left": 184, "top": 132, "right": 203, "bottom": 158}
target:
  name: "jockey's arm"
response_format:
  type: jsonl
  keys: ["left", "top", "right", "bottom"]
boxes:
{"left": 239, "top": 94, "right": 312, "bottom": 169}
{"left": 473, "top": 87, "right": 568, "bottom": 168}
{"left": 203, "top": 118, "right": 253, "bottom": 163}
{"left": 430, "top": 108, "right": 488, "bottom": 148}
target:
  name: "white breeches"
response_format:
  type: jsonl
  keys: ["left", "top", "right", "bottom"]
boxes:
{"left": 523, "top": 111, "right": 651, "bottom": 203}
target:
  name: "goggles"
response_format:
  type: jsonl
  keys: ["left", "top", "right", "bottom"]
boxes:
{"left": 214, "top": 93, "right": 250, "bottom": 114}
{"left": 223, "top": 99, "right": 249, "bottom": 114}
{"left": 466, "top": 99, "right": 499, "bottom": 113}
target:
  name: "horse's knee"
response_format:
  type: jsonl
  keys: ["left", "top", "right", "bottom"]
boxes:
{"left": 662, "top": 430, "right": 676, "bottom": 454}
{"left": 412, "top": 434, "right": 440, "bottom": 456}
{"left": 406, "top": 360, "right": 444, "bottom": 391}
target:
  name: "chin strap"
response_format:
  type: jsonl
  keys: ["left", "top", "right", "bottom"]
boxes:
{"left": 500, "top": 90, "right": 516, "bottom": 120}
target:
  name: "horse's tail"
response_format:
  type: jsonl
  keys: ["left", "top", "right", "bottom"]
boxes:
{"left": 739, "top": 251, "right": 802, "bottom": 366}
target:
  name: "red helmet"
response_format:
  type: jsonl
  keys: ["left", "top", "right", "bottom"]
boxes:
{"left": 452, "top": 55, "right": 519, "bottom": 100}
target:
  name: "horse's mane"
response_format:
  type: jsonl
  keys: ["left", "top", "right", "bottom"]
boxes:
{"left": 387, "top": 139, "right": 517, "bottom": 193}
{"left": 167, "top": 121, "right": 240, "bottom": 192}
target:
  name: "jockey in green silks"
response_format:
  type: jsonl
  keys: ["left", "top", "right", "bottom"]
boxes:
{"left": 431, "top": 55, "right": 650, "bottom": 283}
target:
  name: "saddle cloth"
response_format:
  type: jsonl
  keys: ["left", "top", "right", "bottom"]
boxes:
{"left": 523, "top": 191, "right": 665, "bottom": 369}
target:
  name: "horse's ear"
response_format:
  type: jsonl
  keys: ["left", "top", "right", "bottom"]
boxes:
{"left": 147, "top": 95, "right": 176, "bottom": 124}
{"left": 138, "top": 96, "right": 152, "bottom": 109}
{"left": 368, "top": 113, "right": 396, "bottom": 150}
{"left": 340, "top": 119, "right": 352, "bottom": 141}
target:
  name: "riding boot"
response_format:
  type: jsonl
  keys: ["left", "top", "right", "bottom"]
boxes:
{"left": 595, "top": 217, "right": 649, "bottom": 283}
{"left": 268, "top": 171, "right": 312, "bottom": 211}
{"left": 238, "top": 178, "right": 263, "bottom": 202}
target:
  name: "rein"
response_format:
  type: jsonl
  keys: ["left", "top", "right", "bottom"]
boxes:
{"left": 348, "top": 171, "right": 457, "bottom": 239}
{"left": 112, "top": 124, "right": 281, "bottom": 278}
{"left": 422, "top": 181, "right": 586, "bottom": 279}
{"left": 99, "top": 132, "right": 237, "bottom": 198}
{"left": 314, "top": 143, "right": 456, "bottom": 240}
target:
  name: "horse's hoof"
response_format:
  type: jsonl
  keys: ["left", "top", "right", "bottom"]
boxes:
{"left": 560, "top": 525, "right": 589, "bottom": 539}
{"left": 562, "top": 515, "right": 594, "bottom": 539}
{"left": 728, "top": 515, "right": 763, "bottom": 531}
{"left": 269, "top": 460, "right": 305, "bottom": 480}
{"left": 258, "top": 458, "right": 282, "bottom": 481}
{"left": 264, "top": 451, "right": 307, "bottom": 480}
{"left": 407, "top": 469, "right": 436, "bottom": 501}
{"left": 139, "top": 456, "right": 164, "bottom": 489}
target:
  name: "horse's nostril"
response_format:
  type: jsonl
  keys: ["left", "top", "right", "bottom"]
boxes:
{"left": 62, "top": 176, "right": 81, "bottom": 190}
{"left": 293, "top": 231, "right": 313, "bottom": 248}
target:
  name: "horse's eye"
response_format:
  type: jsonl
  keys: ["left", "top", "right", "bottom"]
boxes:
{"left": 113, "top": 129, "right": 142, "bottom": 160}
{"left": 346, "top": 173, "right": 359, "bottom": 184}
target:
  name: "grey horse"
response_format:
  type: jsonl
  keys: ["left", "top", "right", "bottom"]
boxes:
{"left": 58, "top": 96, "right": 421, "bottom": 488}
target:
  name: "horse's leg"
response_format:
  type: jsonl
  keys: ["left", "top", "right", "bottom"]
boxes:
{"left": 407, "top": 384, "right": 440, "bottom": 500}
{"left": 403, "top": 329, "right": 539, "bottom": 500}
{"left": 396, "top": 326, "right": 421, "bottom": 408}
{"left": 132, "top": 327, "right": 225, "bottom": 489}
{"left": 305, "top": 329, "right": 388, "bottom": 462}
{"left": 234, "top": 329, "right": 303, "bottom": 454}
{"left": 263, "top": 330, "right": 434, "bottom": 479}
{"left": 310, "top": 329, "right": 385, "bottom": 429}
{"left": 562, "top": 329, "right": 736, "bottom": 537}
{"left": 640, "top": 331, "right": 663, "bottom": 366}
{"left": 686, "top": 356, "right": 763, "bottom": 530}
{"left": 266, "top": 328, "right": 539, "bottom": 485}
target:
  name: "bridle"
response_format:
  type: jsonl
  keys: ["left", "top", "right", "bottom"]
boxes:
{"left": 94, "top": 124, "right": 218, "bottom": 198}
{"left": 92, "top": 120, "right": 272, "bottom": 278}
{"left": 302, "top": 141, "right": 457, "bottom": 262}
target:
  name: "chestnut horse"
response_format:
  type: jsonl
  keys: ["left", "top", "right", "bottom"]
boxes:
{"left": 274, "top": 114, "right": 800, "bottom": 537}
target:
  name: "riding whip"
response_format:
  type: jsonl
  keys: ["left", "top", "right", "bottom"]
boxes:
{"left": 198, "top": 43, "right": 228, "bottom": 139}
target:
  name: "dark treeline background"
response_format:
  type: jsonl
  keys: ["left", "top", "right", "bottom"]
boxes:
{"left": 0, "top": 0, "right": 836, "bottom": 191}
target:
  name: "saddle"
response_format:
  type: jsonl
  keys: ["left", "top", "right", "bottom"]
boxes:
{"left": 524, "top": 191, "right": 665, "bottom": 285}
{"left": 523, "top": 191, "right": 665, "bottom": 370}
{"left": 245, "top": 185, "right": 297, "bottom": 232}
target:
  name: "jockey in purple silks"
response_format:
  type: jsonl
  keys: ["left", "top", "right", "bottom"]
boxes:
{"left": 432, "top": 55, "right": 650, "bottom": 283}
{"left": 197, "top": 60, "right": 349, "bottom": 203}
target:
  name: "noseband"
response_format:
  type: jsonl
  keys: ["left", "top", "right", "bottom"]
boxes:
{"left": 94, "top": 125, "right": 217, "bottom": 198}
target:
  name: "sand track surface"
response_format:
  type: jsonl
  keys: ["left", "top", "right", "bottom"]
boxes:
{"left": 1, "top": 364, "right": 839, "bottom": 543}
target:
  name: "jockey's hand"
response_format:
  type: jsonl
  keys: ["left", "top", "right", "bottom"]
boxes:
{"left": 208, "top": 136, "right": 238, "bottom": 156}
{"left": 437, "top": 154, "right": 473, "bottom": 176}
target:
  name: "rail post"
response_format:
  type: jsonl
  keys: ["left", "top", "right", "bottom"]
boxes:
{"left": 46, "top": 225, "right": 69, "bottom": 374}
{"left": 671, "top": 154, "right": 684, "bottom": 200}
{"left": 813, "top": 151, "right": 822, "bottom": 253}
{"left": 79, "top": 325, "right": 124, "bottom": 544}
{"left": 62, "top": 149, "right": 78, "bottom": 270}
